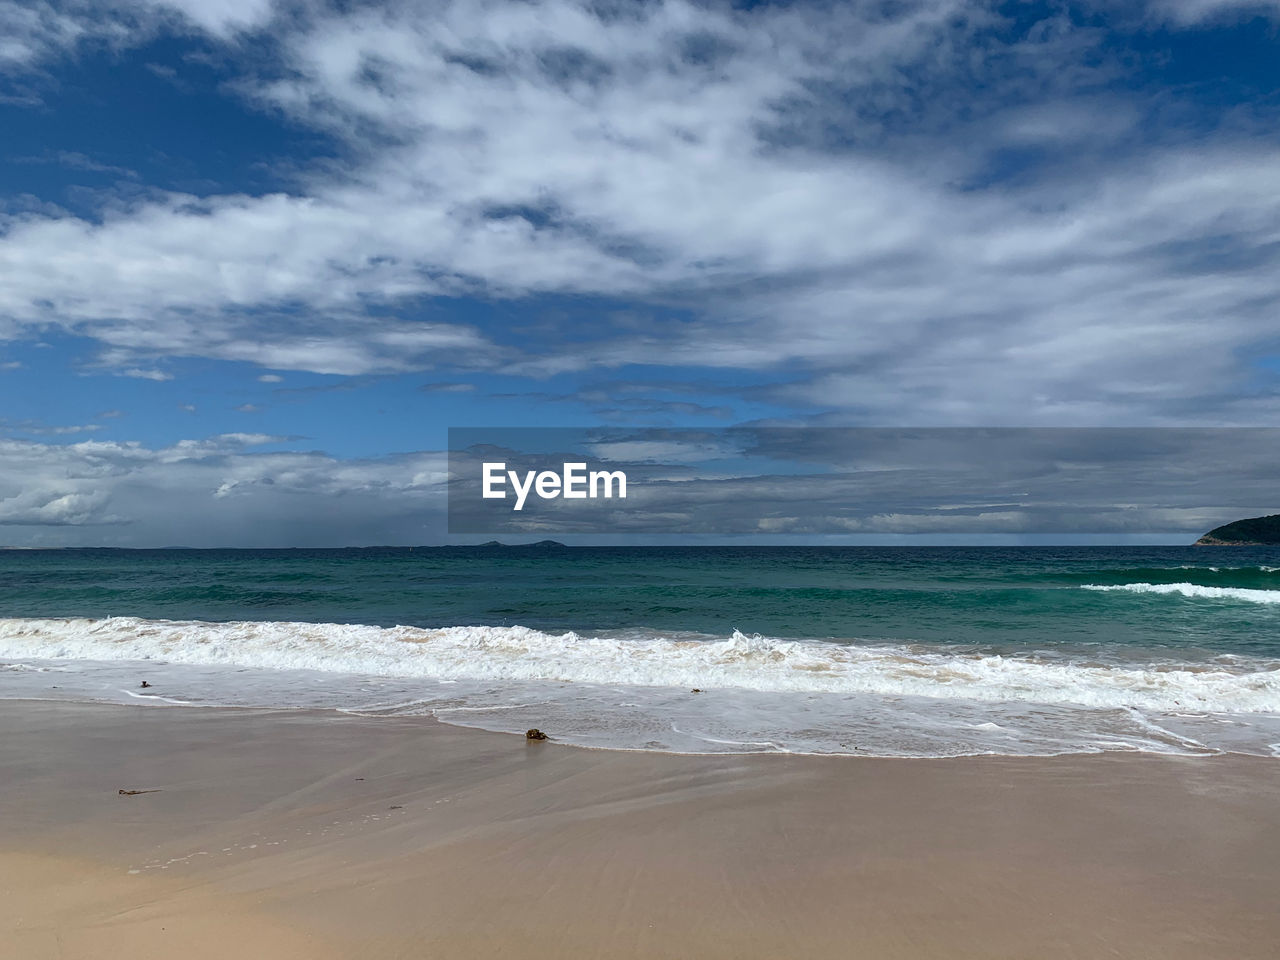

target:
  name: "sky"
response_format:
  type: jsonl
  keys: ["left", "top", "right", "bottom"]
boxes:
{"left": 1, "top": 0, "right": 1279, "bottom": 545}
{"left": 446, "top": 427, "right": 1280, "bottom": 541}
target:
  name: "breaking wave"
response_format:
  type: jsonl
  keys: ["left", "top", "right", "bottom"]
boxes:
{"left": 1, "top": 616, "right": 1278, "bottom": 715}
{"left": 1082, "top": 582, "right": 1280, "bottom": 605}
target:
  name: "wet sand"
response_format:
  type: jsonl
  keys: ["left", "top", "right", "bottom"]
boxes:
{"left": 1, "top": 699, "right": 1277, "bottom": 959}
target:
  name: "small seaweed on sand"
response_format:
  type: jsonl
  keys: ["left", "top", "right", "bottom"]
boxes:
{"left": 525, "top": 728, "right": 549, "bottom": 741}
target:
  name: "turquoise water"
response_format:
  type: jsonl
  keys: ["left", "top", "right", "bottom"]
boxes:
{"left": 2, "top": 546, "right": 1279, "bottom": 757}
{"left": 2, "top": 545, "right": 1280, "bottom": 655}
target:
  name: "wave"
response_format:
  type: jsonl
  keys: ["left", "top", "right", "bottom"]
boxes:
{"left": 1065, "top": 566, "right": 1280, "bottom": 590}
{"left": 0, "top": 616, "right": 1278, "bottom": 715}
{"left": 1082, "top": 582, "right": 1280, "bottom": 604}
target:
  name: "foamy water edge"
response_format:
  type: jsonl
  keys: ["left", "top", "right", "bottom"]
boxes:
{"left": 3, "top": 616, "right": 1280, "bottom": 759}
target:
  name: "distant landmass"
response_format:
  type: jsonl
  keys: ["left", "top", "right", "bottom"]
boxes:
{"left": 1195, "top": 514, "right": 1280, "bottom": 545}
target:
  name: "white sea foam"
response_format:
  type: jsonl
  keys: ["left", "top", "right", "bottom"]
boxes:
{"left": 0, "top": 616, "right": 1278, "bottom": 715}
{"left": 1082, "top": 582, "right": 1280, "bottom": 604}
{"left": 1171, "top": 565, "right": 1280, "bottom": 572}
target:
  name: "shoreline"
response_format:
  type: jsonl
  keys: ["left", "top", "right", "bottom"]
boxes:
{"left": 3, "top": 699, "right": 1279, "bottom": 958}
{"left": 7, "top": 610, "right": 1280, "bottom": 758}
{"left": 0, "top": 689, "right": 1264, "bottom": 762}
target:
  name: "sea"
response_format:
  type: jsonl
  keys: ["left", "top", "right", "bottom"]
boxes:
{"left": 2, "top": 545, "right": 1279, "bottom": 758}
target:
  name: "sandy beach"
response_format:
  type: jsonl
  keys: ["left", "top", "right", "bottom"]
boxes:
{"left": 1, "top": 699, "right": 1277, "bottom": 959}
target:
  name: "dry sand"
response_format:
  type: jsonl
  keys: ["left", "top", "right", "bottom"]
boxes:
{"left": 1, "top": 699, "right": 1277, "bottom": 959}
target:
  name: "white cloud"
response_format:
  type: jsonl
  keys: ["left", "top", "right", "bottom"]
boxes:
{"left": 1147, "top": 0, "right": 1280, "bottom": 24}
{"left": 0, "top": 420, "right": 105, "bottom": 436}
{"left": 0, "top": 434, "right": 448, "bottom": 545}
{"left": 121, "top": 367, "right": 173, "bottom": 381}
{"left": 0, "top": 425, "right": 1271, "bottom": 545}
{"left": 147, "top": 0, "right": 275, "bottom": 37}
{"left": 0, "top": 0, "right": 275, "bottom": 73}
{"left": 0, "top": 488, "right": 115, "bottom": 526}
{"left": 0, "top": 0, "right": 1279, "bottom": 422}
{"left": 0, "top": 2, "right": 91, "bottom": 69}
{"left": 214, "top": 432, "right": 280, "bottom": 445}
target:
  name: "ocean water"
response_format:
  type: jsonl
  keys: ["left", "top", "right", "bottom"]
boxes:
{"left": 2, "top": 545, "right": 1279, "bottom": 758}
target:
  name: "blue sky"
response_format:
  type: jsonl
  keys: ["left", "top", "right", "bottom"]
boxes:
{"left": 1, "top": 0, "right": 1279, "bottom": 545}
